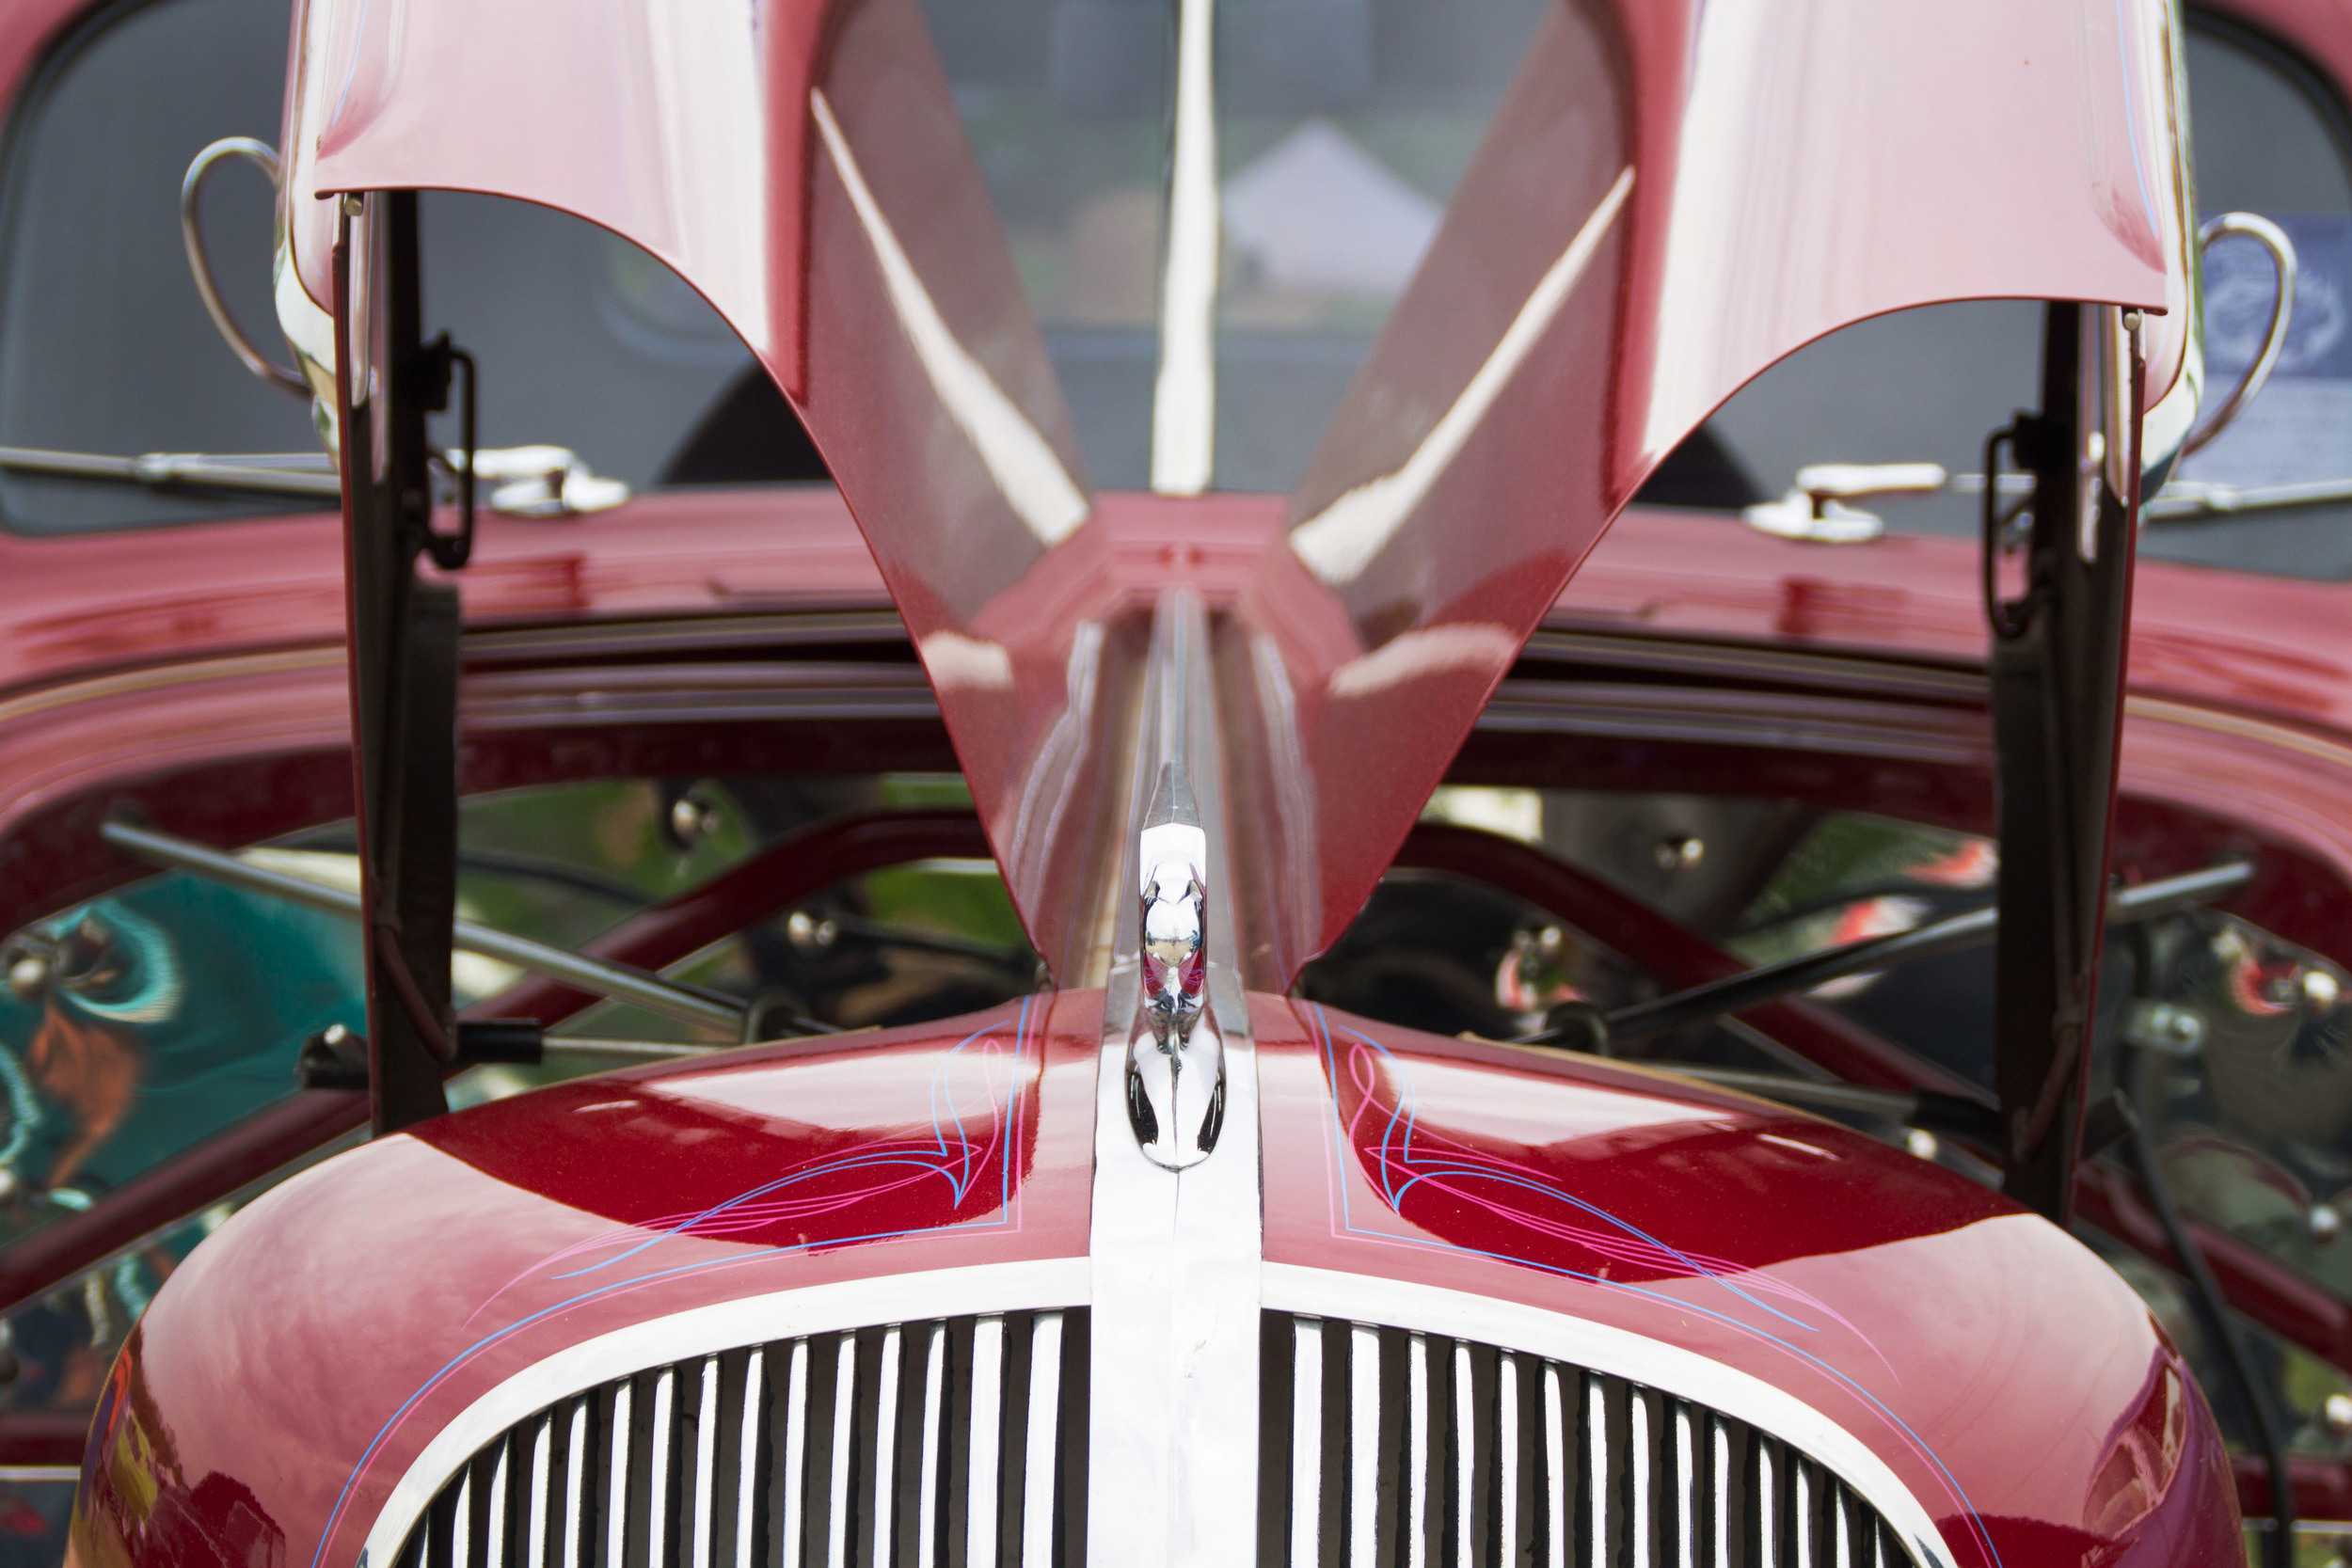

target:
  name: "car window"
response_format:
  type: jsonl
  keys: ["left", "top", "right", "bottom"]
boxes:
{"left": 0, "top": 769, "right": 1039, "bottom": 1452}
{"left": 0, "top": 772, "right": 1035, "bottom": 1251}
{"left": 1688, "top": 14, "right": 2352, "bottom": 580}
{"left": 0, "top": 0, "right": 811, "bottom": 536}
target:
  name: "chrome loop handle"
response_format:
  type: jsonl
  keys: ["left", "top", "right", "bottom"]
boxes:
{"left": 2181, "top": 212, "right": 2297, "bottom": 461}
{"left": 181, "top": 136, "right": 309, "bottom": 398}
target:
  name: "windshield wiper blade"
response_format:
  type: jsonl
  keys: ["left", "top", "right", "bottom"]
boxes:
{"left": 0, "top": 441, "right": 634, "bottom": 517}
{"left": 0, "top": 443, "right": 341, "bottom": 498}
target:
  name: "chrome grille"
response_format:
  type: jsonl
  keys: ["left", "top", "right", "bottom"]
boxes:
{"left": 1259, "top": 1313, "right": 1918, "bottom": 1568}
{"left": 390, "top": 1310, "right": 1088, "bottom": 1568}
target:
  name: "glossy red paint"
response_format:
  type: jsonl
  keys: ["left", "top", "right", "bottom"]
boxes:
{"left": 69, "top": 988, "right": 2243, "bottom": 1565}
{"left": 71, "top": 992, "right": 1098, "bottom": 1568}
{"left": 1224, "top": 0, "right": 2187, "bottom": 984}
{"left": 1259, "top": 997, "right": 2245, "bottom": 1567}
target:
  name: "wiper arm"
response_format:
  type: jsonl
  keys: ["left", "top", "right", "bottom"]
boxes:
{"left": 96, "top": 816, "right": 771, "bottom": 1037}
{"left": 0, "top": 444, "right": 340, "bottom": 498}
{"left": 0, "top": 442, "right": 632, "bottom": 516}
{"left": 1520, "top": 859, "right": 2253, "bottom": 1051}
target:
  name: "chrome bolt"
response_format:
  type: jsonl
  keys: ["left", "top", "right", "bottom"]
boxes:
{"left": 5, "top": 953, "right": 46, "bottom": 1001}
{"left": 667, "top": 791, "right": 722, "bottom": 847}
{"left": 786, "top": 911, "right": 838, "bottom": 951}
{"left": 2304, "top": 967, "right": 2344, "bottom": 1015}
{"left": 2314, "top": 1204, "right": 2344, "bottom": 1245}
{"left": 1904, "top": 1129, "right": 1939, "bottom": 1163}
{"left": 1654, "top": 835, "right": 1705, "bottom": 873}
{"left": 2327, "top": 1391, "right": 2352, "bottom": 1440}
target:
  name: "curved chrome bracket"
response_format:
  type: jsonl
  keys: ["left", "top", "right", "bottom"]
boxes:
{"left": 181, "top": 137, "right": 310, "bottom": 398}
{"left": 1124, "top": 767, "right": 1224, "bottom": 1168}
{"left": 2179, "top": 211, "right": 2297, "bottom": 464}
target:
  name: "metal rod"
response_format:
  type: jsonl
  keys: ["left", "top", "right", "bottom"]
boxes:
{"left": 0, "top": 444, "right": 342, "bottom": 496}
{"left": 545, "top": 1037, "right": 716, "bottom": 1060}
{"left": 100, "top": 817, "right": 745, "bottom": 1034}
{"left": 1639, "top": 1064, "right": 1923, "bottom": 1121}
{"left": 1582, "top": 859, "right": 2253, "bottom": 1048}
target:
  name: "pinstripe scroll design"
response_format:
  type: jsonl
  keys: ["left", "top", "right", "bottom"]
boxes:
{"left": 313, "top": 997, "right": 1041, "bottom": 1568}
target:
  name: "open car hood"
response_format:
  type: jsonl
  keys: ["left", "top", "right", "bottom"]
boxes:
{"left": 278, "top": 0, "right": 2193, "bottom": 983}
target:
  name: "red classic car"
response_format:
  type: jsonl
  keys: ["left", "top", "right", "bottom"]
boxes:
{"left": 8, "top": 0, "right": 2352, "bottom": 1564}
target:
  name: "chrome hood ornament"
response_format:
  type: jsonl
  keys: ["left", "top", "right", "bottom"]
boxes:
{"left": 1126, "top": 763, "right": 1224, "bottom": 1168}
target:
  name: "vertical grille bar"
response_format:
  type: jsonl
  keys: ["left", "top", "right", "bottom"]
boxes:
{"left": 965, "top": 1315, "right": 1005, "bottom": 1567}
{"left": 1253, "top": 1314, "right": 1919, "bottom": 1568}
{"left": 777, "top": 1339, "right": 810, "bottom": 1568}
{"left": 1022, "top": 1312, "right": 1063, "bottom": 1568}
{"left": 915, "top": 1325, "right": 946, "bottom": 1568}
{"left": 1406, "top": 1335, "right": 1431, "bottom": 1568}
{"left": 1290, "top": 1316, "right": 1323, "bottom": 1568}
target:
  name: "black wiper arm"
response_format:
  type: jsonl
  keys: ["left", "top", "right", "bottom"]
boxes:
{"left": 1523, "top": 858, "right": 2254, "bottom": 1051}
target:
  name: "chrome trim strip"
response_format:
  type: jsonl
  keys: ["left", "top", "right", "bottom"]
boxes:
{"left": 827, "top": 1339, "right": 854, "bottom": 1568}
{"left": 1629, "top": 1389, "right": 1651, "bottom": 1568}
{"left": 1024, "top": 1313, "right": 1063, "bottom": 1567}
{"left": 1350, "top": 1323, "right": 1380, "bottom": 1568}
{"left": 1498, "top": 1352, "right": 1522, "bottom": 1562}
{"left": 968, "top": 1316, "right": 1005, "bottom": 1563}
{"left": 360, "top": 1260, "right": 1086, "bottom": 1568}
{"left": 1543, "top": 1367, "right": 1566, "bottom": 1568}
{"left": 736, "top": 1351, "right": 766, "bottom": 1568}
{"left": 525, "top": 1418, "right": 551, "bottom": 1568}
{"left": 1289, "top": 1320, "right": 1320, "bottom": 1568}
{"left": 603, "top": 1382, "right": 630, "bottom": 1568}
{"left": 1454, "top": 1342, "right": 1476, "bottom": 1568}
{"left": 1583, "top": 1380, "right": 1605, "bottom": 1568}
{"left": 647, "top": 1369, "right": 675, "bottom": 1566}
{"left": 780, "top": 1343, "right": 809, "bottom": 1568}
{"left": 1710, "top": 1419, "right": 1731, "bottom": 1568}
{"left": 1409, "top": 1336, "right": 1432, "bottom": 1568}
{"left": 1088, "top": 589, "right": 1264, "bottom": 1568}
{"left": 560, "top": 1403, "right": 587, "bottom": 1568}
{"left": 450, "top": 1468, "right": 472, "bottom": 1568}
{"left": 917, "top": 1327, "right": 946, "bottom": 1567}
{"left": 1756, "top": 1438, "right": 1778, "bottom": 1568}
{"left": 484, "top": 1440, "right": 511, "bottom": 1568}
{"left": 1262, "top": 1265, "right": 1959, "bottom": 1568}
{"left": 691, "top": 1358, "right": 718, "bottom": 1568}
{"left": 1673, "top": 1402, "right": 1696, "bottom": 1567}
{"left": 873, "top": 1327, "right": 901, "bottom": 1568}
{"left": 1150, "top": 0, "right": 1219, "bottom": 494}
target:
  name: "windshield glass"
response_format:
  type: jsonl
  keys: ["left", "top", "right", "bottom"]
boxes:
{"left": 0, "top": 0, "right": 814, "bottom": 535}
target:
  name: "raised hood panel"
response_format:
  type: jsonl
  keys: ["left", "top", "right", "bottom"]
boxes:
{"left": 280, "top": 0, "right": 2189, "bottom": 983}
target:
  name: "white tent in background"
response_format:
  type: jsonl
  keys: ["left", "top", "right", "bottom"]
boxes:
{"left": 1222, "top": 119, "right": 1439, "bottom": 298}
